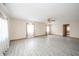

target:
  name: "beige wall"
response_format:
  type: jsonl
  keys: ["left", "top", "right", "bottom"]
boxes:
{"left": 9, "top": 19, "right": 26, "bottom": 40}
{"left": 9, "top": 17, "right": 79, "bottom": 40}
{"left": 51, "top": 20, "right": 79, "bottom": 38}
{"left": 9, "top": 18, "right": 79, "bottom": 40}
{"left": 9, "top": 18, "right": 46, "bottom": 40}
{"left": 34, "top": 22, "right": 46, "bottom": 36}
{"left": 70, "top": 21, "right": 79, "bottom": 38}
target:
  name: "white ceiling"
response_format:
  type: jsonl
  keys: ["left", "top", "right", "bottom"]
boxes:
{"left": 5, "top": 3, "right": 79, "bottom": 22}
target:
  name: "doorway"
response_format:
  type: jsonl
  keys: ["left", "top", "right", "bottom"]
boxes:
{"left": 27, "top": 23, "right": 34, "bottom": 38}
{"left": 63, "top": 24, "right": 70, "bottom": 37}
{"left": 46, "top": 24, "right": 51, "bottom": 35}
{"left": 46, "top": 25, "right": 50, "bottom": 35}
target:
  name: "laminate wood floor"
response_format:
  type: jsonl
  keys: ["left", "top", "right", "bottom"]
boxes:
{"left": 5, "top": 35, "right": 79, "bottom": 56}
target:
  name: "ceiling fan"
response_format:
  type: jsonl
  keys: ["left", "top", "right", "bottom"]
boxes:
{"left": 48, "top": 17, "right": 55, "bottom": 23}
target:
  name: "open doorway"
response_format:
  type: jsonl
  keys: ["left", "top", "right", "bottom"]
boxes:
{"left": 46, "top": 24, "right": 51, "bottom": 35}
{"left": 63, "top": 24, "right": 70, "bottom": 37}
{"left": 27, "top": 23, "right": 34, "bottom": 38}
{"left": 46, "top": 25, "right": 50, "bottom": 35}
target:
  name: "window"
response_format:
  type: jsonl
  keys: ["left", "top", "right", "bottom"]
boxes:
{"left": 0, "top": 18, "right": 8, "bottom": 41}
{"left": 46, "top": 25, "right": 50, "bottom": 35}
{"left": 0, "top": 11, "right": 9, "bottom": 52}
{"left": 27, "top": 23, "right": 34, "bottom": 38}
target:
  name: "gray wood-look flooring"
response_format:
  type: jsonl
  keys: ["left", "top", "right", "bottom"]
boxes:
{"left": 5, "top": 35, "right": 79, "bottom": 56}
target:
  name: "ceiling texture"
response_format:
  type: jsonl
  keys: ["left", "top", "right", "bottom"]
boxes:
{"left": 4, "top": 3, "right": 79, "bottom": 22}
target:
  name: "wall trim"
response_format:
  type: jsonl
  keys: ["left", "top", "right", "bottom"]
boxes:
{"left": 10, "top": 37, "right": 27, "bottom": 41}
{"left": 10, "top": 34, "right": 46, "bottom": 41}
{"left": 34, "top": 34, "right": 46, "bottom": 37}
{"left": 51, "top": 34, "right": 79, "bottom": 39}
{"left": 10, "top": 34, "right": 79, "bottom": 41}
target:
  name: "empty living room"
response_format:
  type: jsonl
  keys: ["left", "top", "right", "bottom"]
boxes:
{"left": 0, "top": 2, "right": 79, "bottom": 57}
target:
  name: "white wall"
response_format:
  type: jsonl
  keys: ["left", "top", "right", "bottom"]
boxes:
{"left": 9, "top": 18, "right": 79, "bottom": 40}
{"left": 9, "top": 18, "right": 46, "bottom": 40}
{"left": 51, "top": 20, "right": 79, "bottom": 38}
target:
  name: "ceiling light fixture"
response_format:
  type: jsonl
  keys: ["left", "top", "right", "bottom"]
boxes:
{"left": 47, "top": 17, "right": 55, "bottom": 24}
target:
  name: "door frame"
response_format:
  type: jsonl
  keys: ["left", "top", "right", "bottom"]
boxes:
{"left": 63, "top": 24, "right": 70, "bottom": 37}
